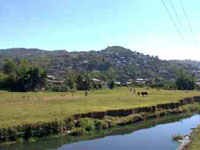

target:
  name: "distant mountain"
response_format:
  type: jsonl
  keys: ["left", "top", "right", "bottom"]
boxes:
{"left": 0, "top": 48, "right": 69, "bottom": 57}
{"left": 0, "top": 46, "right": 200, "bottom": 82}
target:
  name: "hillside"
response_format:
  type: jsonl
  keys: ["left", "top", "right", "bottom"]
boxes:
{"left": 0, "top": 46, "right": 200, "bottom": 82}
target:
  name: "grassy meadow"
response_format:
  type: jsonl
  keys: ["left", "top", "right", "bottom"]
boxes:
{"left": 188, "top": 125, "right": 200, "bottom": 150}
{"left": 0, "top": 87, "right": 200, "bottom": 128}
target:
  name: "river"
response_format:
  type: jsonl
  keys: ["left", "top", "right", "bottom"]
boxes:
{"left": 1, "top": 114, "right": 200, "bottom": 150}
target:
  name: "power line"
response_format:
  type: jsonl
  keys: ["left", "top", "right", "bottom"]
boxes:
{"left": 168, "top": 0, "right": 189, "bottom": 41}
{"left": 160, "top": 0, "right": 186, "bottom": 44}
{"left": 179, "top": 0, "right": 197, "bottom": 44}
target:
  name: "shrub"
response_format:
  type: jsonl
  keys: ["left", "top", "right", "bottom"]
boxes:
{"left": 65, "top": 118, "right": 75, "bottom": 129}
{"left": 109, "top": 121, "right": 117, "bottom": 127}
{"left": 172, "top": 134, "right": 183, "bottom": 141}
{"left": 28, "top": 137, "right": 37, "bottom": 142}
{"left": 108, "top": 80, "right": 115, "bottom": 89}
{"left": 71, "top": 128, "right": 84, "bottom": 136}
{"left": 16, "top": 138, "right": 24, "bottom": 143}
{"left": 95, "top": 120, "right": 106, "bottom": 130}
{"left": 77, "top": 118, "right": 95, "bottom": 131}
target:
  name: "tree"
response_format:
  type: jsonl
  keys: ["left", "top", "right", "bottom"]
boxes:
{"left": 65, "top": 70, "right": 77, "bottom": 90}
{"left": 15, "top": 66, "right": 46, "bottom": 91}
{"left": 108, "top": 80, "right": 115, "bottom": 89}
{"left": 0, "top": 73, "right": 9, "bottom": 89}
{"left": 25, "top": 67, "right": 47, "bottom": 91}
{"left": 1, "top": 59, "right": 47, "bottom": 91}
{"left": 106, "top": 69, "right": 118, "bottom": 81}
{"left": 18, "top": 59, "right": 29, "bottom": 76}
{"left": 3, "top": 59, "right": 16, "bottom": 75}
{"left": 76, "top": 73, "right": 93, "bottom": 90}
{"left": 84, "top": 74, "right": 93, "bottom": 90}
{"left": 176, "top": 70, "right": 195, "bottom": 90}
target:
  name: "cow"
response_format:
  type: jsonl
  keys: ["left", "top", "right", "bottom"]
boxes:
{"left": 141, "top": 91, "right": 148, "bottom": 97}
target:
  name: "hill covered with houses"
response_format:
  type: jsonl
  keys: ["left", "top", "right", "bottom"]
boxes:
{"left": 0, "top": 46, "right": 200, "bottom": 85}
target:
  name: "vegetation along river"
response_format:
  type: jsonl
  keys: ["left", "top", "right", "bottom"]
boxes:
{"left": 1, "top": 113, "right": 200, "bottom": 150}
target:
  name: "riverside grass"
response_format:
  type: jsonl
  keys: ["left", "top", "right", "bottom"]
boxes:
{"left": 0, "top": 87, "right": 200, "bottom": 129}
{"left": 187, "top": 125, "right": 200, "bottom": 150}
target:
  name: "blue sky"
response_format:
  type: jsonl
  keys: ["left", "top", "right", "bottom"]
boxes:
{"left": 0, "top": 0, "right": 199, "bottom": 60}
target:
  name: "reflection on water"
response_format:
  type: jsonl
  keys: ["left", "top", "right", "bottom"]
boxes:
{"left": 1, "top": 113, "right": 200, "bottom": 150}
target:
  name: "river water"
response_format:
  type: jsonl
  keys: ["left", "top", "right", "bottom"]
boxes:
{"left": 1, "top": 114, "right": 200, "bottom": 150}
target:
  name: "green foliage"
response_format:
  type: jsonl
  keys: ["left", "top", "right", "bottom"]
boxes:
{"left": 23, "top": 67, "right": 47, "bottom": 91}
{"left": 65, "top": 70, "right": 77, "bottom": 90}
{"left": 76, "top": 74, "right": 91, "bottom": 90}
{"left": 3, "top": 59, "right": 16, "bottom": 75}
{"left": 181, "top": 104, "right": 200, "bottom": 113}
{"left": 18, "top": 59, "right": 29, "bottom": 76}
{"left": 0, "top": 73, "right": 9, "bottom": 89}
{"left": 176, "top": 70, "right": 195, "bottom": 90}
{"left": 95, "top": 120, "right": 106, "bottom": 130}
{"left": 172, "top": 134, "right": 183, "bottom": 141}
{"left": 65, "top": 118, "right": 75, "bottom": 129}
{"left": 163, "top": 82, "right": 176, "bottom": 90}
{"left": 75, "top": 73, "right": 102, "bottom": 91}
{"left": 1, "top": 59, "right": 47, "bottom": 91}
{"left": 188, "top": 125, "right": 200, "bottom": 150}
{"left": 48, "top": 85, "right": 68, "bottom": 92}
{"left": 16, "top": 138, "right": 24, "bottom": 143}
{"left": 71, "top": 128, "right": 84, "bottom": 136}
{"left": 1, "top": 47, "right": 200, "bottom": 85}
{"left": 77, "top": 118, "right": 95, "bottom": 131}
{"left": 108, "top": 80, "right": 115, "bottom": 89}
{"left": 28, "top": 137, "right": 37, "bottom": 142}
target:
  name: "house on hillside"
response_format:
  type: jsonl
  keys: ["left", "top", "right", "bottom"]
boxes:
{"left": 47, "top": 75, "right": 65, "bottom": 85}
{"left": 196, "top": 79, "right": 200, "bottom": 86}
{"left": 136, "top": 78, "right": 146, "bottom": 84}
{"left": 92, "top": 78, "right": 101, "bottom": 82}
{"left": 115, "top": 82, "right": 121, "bottom": 85}
{"left": 47, "top": 75, "right": 56, "bottom": 80}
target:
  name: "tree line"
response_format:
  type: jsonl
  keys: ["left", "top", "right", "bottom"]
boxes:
{"left": 48, "top": 70, "right": 115, "bottom": 92}
{"left": 0, "top": 59, "right": 197, "bottom": 92}
{"left": 0, "top": 59, "right": 46, "bottom": 91}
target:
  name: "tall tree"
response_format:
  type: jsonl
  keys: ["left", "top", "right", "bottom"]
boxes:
{"left": 176, "top": 70, "right": 195, "bottom": 90}
{"left": 3, "top": 59, "right": 16, "bottom": 75}
{"left": 18, "top": 59, "right": 29, "bottom": 76}
{"left": 65, "top": 70, "right": 77, "bottom": 90}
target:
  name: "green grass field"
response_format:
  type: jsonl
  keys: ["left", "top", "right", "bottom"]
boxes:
{"left": 0, "top": 87, "right": 199, "bottom": 128}
{"left": 188, "top": 125, "right": 200, "bottom": 150}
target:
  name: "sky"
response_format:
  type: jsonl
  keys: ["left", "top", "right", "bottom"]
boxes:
{"left": 0, "top": 0, "right": 200, "bottom": 60}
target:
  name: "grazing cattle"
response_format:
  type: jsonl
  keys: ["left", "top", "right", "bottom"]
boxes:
{"left": 141, "top": 91, "right": 148, "bottom": 97}
{"left": 138, "top": 92, "right": 140, "bottom": 96}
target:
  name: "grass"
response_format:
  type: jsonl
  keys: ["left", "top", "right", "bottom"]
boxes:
{"left": 187, "top": 126, "right": 200, "bottom": 150}
{"left": 0, "top": 87, "right": 199, "bottom": 128}
{"left": 172, "top": 134, "right": 183, "bottom": 141}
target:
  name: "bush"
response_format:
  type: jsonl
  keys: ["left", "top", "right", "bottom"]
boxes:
{"left": 71, "top": 128, "right": 84, "bottom": 136}
{"left": 28, "top": 137, "right": 37, "bottom": 142}
{"left": 108, "top": 80, "right": 115, "bottom": 89}
{"left": 16, "top": 138, "right": 24, "bottom": 143}
{"left": 109, "top": 121, "right": 117, "bottom": 127}
{"left": 77, "top": 118, "right": 95, "bottom": 131}
{"left": 172, "top": 134, "right": 183, "bottom": 141}
{"left": 48, "top": 85, "right": 68, "bottom": 92}
{"left": 95, "top": 120, "right": 106, "bottom": 130}
{"left": 64, "top": 118, "right": 75, "bottom": 129}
